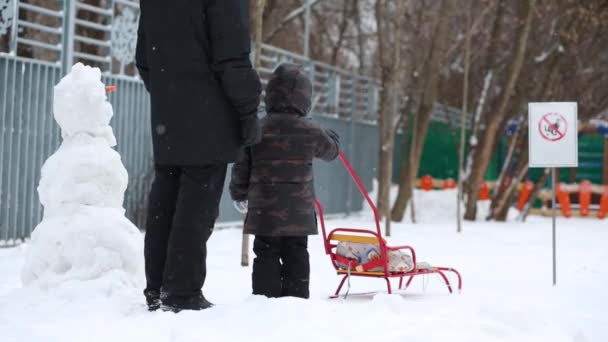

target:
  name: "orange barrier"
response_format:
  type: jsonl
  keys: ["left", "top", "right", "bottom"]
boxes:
{"left": 420, "top": 175, "right": 434, "bottom": 191}
{"left": 556, "top": 183, "right": 572, "bottom": 218}
{"left": 478, "top": 181, "right": 490, "bottom": 200}
{"left": 598, "top": 187, "right": 608, "bottom": 219}
{"left": 579, "top": 180, "right": 592, "bottom": 217}
{"left": 517, "top": 180, "right": 534, "bottom": 210}
{"left": 443, "top": 178, "right": 457, "bottom": 189}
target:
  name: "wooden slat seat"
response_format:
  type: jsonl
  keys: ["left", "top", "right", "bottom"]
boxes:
{"left": 330, "top": 233, "right": 383, "bottom": 245}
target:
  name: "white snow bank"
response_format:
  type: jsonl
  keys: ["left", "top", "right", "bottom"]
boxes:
{"left": 22, "top": 63, "right": 143, "bottom": 289}
{"left": 367, "top": 180, "right": 518, "bottom": 223}
{"left": 1, "top": 219, "right": 607, "bottom": 342}
{"left": 53, "top": 63, "right": 116, "bottom": 146}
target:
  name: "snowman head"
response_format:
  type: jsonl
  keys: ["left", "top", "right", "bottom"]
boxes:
{"left": 53, "top": 63, "right": 114, "bottom": 140}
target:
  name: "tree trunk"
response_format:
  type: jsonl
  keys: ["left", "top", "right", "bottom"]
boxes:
{"left": 383, "top": 0, "right": 405, "bottom": 235}
{"left": 488, "top": 37, "right": 564, "bottom": 221}
{"left": 457, "top": 0, "right": 473, "bottom": 232}
{"left": 354, "top": 0, "right": 366, "bottom": 75}
{"left": 241, "top": 0, "right": 266, "bottom": 267}
{"left": 391, "top": 0, "right": 451, "bottom": 222}
{"left": 263, "top": 0, "right": 322, "bottom": 42}
{"left": 254, "top": 0, "right": 266, "bottom": 69}
{"left": 329, "top": 0, "right": 352, "bottom": 66}
{"left": 375, "top": 0, "right": 404, "bottom": 233}
{"left": 491, "top": 139, "right": 529, "bottom": 221}
{"left": 491, "top": 116, "right": 523, "bottom": 201}
{"left": 389, "top": 1, "right": 427, "bottom": 224}
{"left": 461, "top": 0, "right": 505, "bottom": 207}
{"left": 374, "top": 0, "right": 392, "bottom": 217}
{"left": 463, "top": 0, "right": 537, "bottom": 221}
{"left": 520, "top": 169, "right": 550, "bottom": 222}
{"left": 604, "top": 139, "right": 608, "bottom": 185}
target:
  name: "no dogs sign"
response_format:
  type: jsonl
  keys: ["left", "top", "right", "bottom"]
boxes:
{"left": 538, "top": 113, "right": 567, "bottom": 141}
{"left": 528, "top": 102, "right": 578, "bottom": 167}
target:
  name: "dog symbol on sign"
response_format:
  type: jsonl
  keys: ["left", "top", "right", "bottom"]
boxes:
{"left": 538, "top": 113, "right": 567, "bottom": 142}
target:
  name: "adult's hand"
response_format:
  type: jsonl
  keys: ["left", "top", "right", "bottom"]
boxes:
{"left": 241, "top": 114, "right": 261, "bottom": 146}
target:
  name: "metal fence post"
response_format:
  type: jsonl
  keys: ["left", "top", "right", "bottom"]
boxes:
{"left": 308, "top": 60, "right": 315, "bottom": 111}
{"left": 346, "top": 76, "right": 358, "bottom": 215}
{"left": 331, "top": 72, "right": 341, "bottom": 114}
{"left": 369, "top": 82, "right": 379, "bottom": 122}
{"left": 109, "top": 0, "right": 115, "bottom": 74}
{"left": 303, "top": 0, "right": 311, "bottom": 58}
{"left": 61, "top": 0, "right": 76, "bottom": 74}
{"left": 8, "top": 0, "right": 18, "bottom": 54}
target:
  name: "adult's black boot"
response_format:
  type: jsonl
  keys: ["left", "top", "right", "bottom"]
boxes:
{"left": 144, "top": 289, "right": 161, "bottom": 312}
{"left": 160, "top": 293, "right": 214, "bottom": 313}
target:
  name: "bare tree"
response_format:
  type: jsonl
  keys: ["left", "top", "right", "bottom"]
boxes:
{"left": 354, "top": 0, "right": 367, "bottom": 75}
{"left": 487, "top": 0, "right": 608, "bottom": 220}
{"left": 463, "top": 0, "right": 536, "bottom": 221}
{"left": 391, "top": 0, "right": 452, "bottom": 222}
{"left": 241, "top": 0, "right": 267, "bottom": 268}
{"left": 457, "top": 0, "right": 472, "bottom": 232}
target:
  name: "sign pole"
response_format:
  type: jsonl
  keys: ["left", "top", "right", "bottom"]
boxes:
{"left": 551, "top": 167, "right": 557, "bottom": 286}
{"left": 529, "top": 102, "right": 577, "bottom": 287}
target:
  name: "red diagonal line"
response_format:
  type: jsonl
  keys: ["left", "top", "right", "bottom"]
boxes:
{"left": 542, "top": 116, "right": 564, "bottom": 138}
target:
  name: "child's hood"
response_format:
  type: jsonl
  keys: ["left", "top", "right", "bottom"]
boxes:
{"left": 264, "top": 63, "right": 312, "bottom": 116}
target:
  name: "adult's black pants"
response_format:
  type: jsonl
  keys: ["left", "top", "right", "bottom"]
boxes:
{"left": 144, "top": 164, "right": 227, "bottom": 296}
{"left": 252, "top": 235, "right": 310, "bottom": 299}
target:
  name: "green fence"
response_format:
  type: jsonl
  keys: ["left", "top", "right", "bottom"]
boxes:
{"left": 392, "top": 121, "right": 501, "bottom": 182}
{"left": 529, "top": 134, "right": 605, "bottom": 184}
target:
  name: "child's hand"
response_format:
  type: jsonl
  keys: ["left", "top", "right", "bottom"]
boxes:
{"left": 327, "top": 129, "right": 340, "bottom": 144}
{"left": 233, "top": 200, "right": 248, "bottom": 214}
{"left": 326, "top": 129, "right": 341, "bottom": 151}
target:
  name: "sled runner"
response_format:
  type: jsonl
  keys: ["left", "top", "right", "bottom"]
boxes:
{"left": 314, "top": 152, "right": 462, "bottom": 298}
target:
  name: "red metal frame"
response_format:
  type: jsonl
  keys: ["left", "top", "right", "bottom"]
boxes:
{"left": 315, "top": 151, "right": 462, "bottom": 297}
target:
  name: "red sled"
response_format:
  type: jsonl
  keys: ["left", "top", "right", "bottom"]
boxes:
{"left": 314, "top": 152, "right": 462, "bottom": 298}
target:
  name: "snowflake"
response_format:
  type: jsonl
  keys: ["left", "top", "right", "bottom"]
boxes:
{"left": 111, "top": 7, "right": 138, "bottom": 72}
{"left": 0, "top": 0, "right": 14, "bottom": 36}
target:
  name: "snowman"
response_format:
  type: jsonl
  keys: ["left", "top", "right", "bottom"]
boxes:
{"left": 21, "top": 63, "right": 144, "bottom": 289}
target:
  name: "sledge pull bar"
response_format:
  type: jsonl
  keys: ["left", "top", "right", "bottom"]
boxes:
{"left": 338, "top": 152, "right": 381, "bottom": 235}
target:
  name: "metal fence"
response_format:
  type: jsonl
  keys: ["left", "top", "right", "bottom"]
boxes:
{"left": 0, "top": 0, "right": 466, "bottom": 246}
{"left": 0, "top": 55, "right": 153, "bottom": 246}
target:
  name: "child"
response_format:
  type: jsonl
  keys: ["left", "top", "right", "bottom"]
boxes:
{"left": 229, "top": 63, "right": 340, "bottom": 299}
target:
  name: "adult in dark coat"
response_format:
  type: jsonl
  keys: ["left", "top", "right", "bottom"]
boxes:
{"left": 230, "top": 64, "right": 340, "bottom": 298}
{"left": 136, "top": 0, "right": 261, "bottom": 312}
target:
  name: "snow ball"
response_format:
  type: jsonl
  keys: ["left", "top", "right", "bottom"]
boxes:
{"left": 38, "top": 134, "right": 128, "bottom": 216}
{"left": 53, "top": 63, "right": 116, "bottom": 145}
{"left": 21, "top": 206, "right": 144, "bottom": 289}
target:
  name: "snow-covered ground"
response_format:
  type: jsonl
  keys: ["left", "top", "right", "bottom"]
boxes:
{"left": 1, "top": 190, "right": 607, "bottom": 342}
{"left": 4, "top": 63, "right": 605, "bottom": 342}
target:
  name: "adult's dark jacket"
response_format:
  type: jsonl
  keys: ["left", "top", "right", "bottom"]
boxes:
{"left": 229, "top": 64, "right": 340, "bottom": 237}
{"left": 136, "top": 0, "right": 261, "bottom": 165}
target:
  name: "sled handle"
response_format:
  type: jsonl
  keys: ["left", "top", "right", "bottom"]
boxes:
{"left": 314, "top": 199, "right": 332, "bottom": 255}
{"left": 338, "top": 152, "right": 382, "bottom": 236}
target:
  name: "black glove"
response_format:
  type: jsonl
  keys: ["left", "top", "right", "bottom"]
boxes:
{"left": 240, "top": 114, "right": 261, "bottom": 146}
{"left": 326, "top": 129, "right": 340, "bottom": 149}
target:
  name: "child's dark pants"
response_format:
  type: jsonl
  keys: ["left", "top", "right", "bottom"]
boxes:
{"left": 252, "top": 235, "right": 310, "bottom": 299}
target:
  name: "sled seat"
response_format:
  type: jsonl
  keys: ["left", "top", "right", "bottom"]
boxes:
{"left": 331, "top": 234, "right": 383, "bottom": 245}
{"left": 337, "top": 270, "right": 386, "bottom": 276}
